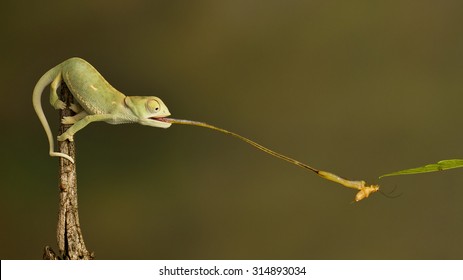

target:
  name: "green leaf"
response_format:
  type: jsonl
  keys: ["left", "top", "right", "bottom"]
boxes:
{"left": 380, "top": 159, "right": 463, "bottom": 178}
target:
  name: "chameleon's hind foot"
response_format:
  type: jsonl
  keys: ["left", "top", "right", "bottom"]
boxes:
{"left": 52, "top": 99, "right": 66, "bottom": 110}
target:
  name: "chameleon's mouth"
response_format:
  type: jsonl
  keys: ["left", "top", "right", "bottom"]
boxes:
{"left": 149, "top": 116, "right": 172, "bottom": 128}
{"left": 152, "top": 117, "right": 172, "bottom": 123}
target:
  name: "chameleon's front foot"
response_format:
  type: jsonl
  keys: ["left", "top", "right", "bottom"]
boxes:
{"left": 57, "top": 131, "right": 74, "bottom": 142}
{"left": 69, "top": 103, "right": 83, "bottom": 113}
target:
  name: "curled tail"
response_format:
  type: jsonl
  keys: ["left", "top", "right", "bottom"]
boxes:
{"left": 32, "top": 63, "right": 75, "bottom": 163}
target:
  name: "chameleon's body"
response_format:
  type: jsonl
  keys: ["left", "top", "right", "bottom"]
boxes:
{"left": 32, "top": 57, "right": 171, "bottom": 163}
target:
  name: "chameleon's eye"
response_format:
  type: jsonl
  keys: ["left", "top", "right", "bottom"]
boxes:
{"left": 146, "top": 99, "right": 161, "bottom": 113}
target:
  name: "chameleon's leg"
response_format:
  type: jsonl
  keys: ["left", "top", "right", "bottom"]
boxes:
{"left": 50, "top": 73, "right": 66, "bottom": 110}
{"left": 70, "top": 102, "right": 83, "bottom": 113}
{"left": 62, "top": 110, "right": 88, "bottom": 125}
{"left": 58, "top": 114, "right": 113, "bottom": 142}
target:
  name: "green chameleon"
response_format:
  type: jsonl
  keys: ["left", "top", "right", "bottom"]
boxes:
{"left": 32, "top": 57, "right": 171, "bottom": 163}
{"left": 32, "top": 57, "right": 379, "bottom": 202}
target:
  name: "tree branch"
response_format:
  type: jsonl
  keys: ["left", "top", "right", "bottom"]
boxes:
{"left": 43, "top": 82, "right": 94, "bottom": 260}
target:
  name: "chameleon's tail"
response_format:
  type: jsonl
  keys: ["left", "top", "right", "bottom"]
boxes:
{"left": 32, "top": 64, "right": 75, "bottom": 163}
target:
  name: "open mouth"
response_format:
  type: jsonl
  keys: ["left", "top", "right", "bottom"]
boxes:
{"left": 148, "top": 116, "right": 173, "bottom": 128}
{"left": 150, "top": 117, "right": 173, "bottom": 123}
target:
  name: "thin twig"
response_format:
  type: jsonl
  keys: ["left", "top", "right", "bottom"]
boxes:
{"left": 43, "top": 82, "right": 93, "bottom": 260}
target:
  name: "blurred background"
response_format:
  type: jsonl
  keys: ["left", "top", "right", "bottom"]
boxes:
{"left": 1, "top": 0, "right": 463, "bottom": 259}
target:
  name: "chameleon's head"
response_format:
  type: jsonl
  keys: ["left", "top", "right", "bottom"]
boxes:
{"left": 125, "top": 96, "right": 172, "bottom": 128}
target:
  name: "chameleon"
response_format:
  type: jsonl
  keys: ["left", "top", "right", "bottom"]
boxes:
{"left": 33, "top": 57, "right": 379, "bottom": 201}
{"left": 32, "top": 57, "right": 171, "bottom": 163}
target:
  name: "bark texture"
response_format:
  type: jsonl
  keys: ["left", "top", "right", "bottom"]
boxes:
{"left": 43, "top": 82, "right": 94, "bottom": 260}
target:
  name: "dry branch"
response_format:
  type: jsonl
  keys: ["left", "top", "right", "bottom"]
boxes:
{"left": 43, "top": 82, "right": 93, "bottom": 260}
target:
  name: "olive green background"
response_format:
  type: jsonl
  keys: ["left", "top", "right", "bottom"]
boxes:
{"left": 1, "top": 1, "right": 463, "bottom": 259}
